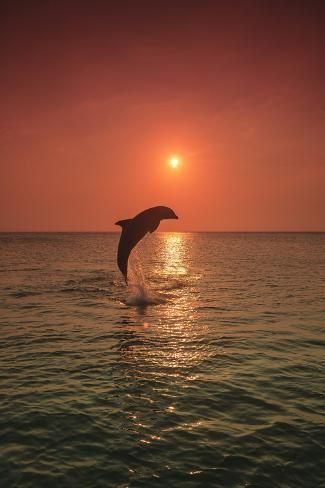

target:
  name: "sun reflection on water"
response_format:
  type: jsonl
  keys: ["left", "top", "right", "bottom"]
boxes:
{"left": 158, "top": 232, "right": 189, "bottom": 277}
{"left": 113, "top": 233, "right": 217, "bottom": 450}
{"left": 116, "top": 233, "right": 213, "bottom": 374}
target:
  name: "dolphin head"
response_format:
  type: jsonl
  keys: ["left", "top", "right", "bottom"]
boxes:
{"left": 157, "top": 206, "right": 178, "bottom": 220}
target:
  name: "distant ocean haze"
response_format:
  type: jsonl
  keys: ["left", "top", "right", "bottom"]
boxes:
{"left": 0, "top": 232, "right": 324, "bottom": 487}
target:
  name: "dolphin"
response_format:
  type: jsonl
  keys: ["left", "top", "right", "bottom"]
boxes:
{"left": 115, "top": 206, "right": 178, "bottom": 283}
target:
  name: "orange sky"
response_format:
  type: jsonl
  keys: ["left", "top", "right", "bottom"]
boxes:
{"left": 1, "top": 2, "right": 324, "bottom": 231}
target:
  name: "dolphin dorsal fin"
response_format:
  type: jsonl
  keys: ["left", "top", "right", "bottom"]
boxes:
{"left": 115, "top": 218, "right": 132, "bottom": 228}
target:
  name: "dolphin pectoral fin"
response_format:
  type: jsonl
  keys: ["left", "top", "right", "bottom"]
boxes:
{"left": 149, "top": 221, "right": 160, "bottom": 233}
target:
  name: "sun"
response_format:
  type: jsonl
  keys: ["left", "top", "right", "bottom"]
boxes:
{"left": 169, "top": 156, "right": 180, "bottom": 169}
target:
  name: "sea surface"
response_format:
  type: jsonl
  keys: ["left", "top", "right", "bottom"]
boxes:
{"left": 0, "top": 232, "right": 324, "bottom": 488}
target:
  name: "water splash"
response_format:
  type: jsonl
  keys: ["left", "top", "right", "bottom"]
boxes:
{"left": 126, "top": 249, "right": 164, "bottom": 306}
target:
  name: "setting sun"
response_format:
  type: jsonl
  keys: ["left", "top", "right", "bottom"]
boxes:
{"left": 169, "top": 156, "right": 180, "bottom": 169}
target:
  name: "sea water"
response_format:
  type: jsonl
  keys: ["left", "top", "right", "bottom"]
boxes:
{"left": 0, "top": 232, "right": 324, "bottom": 487}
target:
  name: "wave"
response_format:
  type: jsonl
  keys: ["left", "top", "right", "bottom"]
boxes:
{"left": 11, "top": 290, "right": 42, "bottom": 298}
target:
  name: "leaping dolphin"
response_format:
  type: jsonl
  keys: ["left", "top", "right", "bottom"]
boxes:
{"left": 115, "top": 206, "right": 178, "bottom": 283}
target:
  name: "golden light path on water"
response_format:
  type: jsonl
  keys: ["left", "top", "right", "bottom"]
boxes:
{"left": 122, "top": 233, "right": 214, "bottom": 373}
{"left": 114, "top": 232, "right": 222, "bottom": 458}
{"left": 116, "top": 233, "right": 221, "bottom": 450}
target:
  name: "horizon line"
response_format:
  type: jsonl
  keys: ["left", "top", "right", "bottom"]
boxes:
{"left": 0, "top": 230, "right": 324, "bottom": 234}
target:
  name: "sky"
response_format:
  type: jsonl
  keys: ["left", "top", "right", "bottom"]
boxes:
{"left": 1, "top": 1, "right": 324, "bottom": 231}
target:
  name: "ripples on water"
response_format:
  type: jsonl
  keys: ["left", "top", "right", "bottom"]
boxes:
{"left": 0, "top": 232, "right": 324, "bottom": 487}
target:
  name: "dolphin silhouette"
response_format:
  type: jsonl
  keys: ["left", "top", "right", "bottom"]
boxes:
{"left": 115, "top": 206, "right": 178, "bottom": 283}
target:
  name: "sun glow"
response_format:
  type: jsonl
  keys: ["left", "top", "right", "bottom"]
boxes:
{"left": 169, "top": 156, "right": 180, "bottom": 169}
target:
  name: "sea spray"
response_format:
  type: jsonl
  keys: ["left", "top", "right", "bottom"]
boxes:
{"left": 126, "top": 247, "right": 164, "bottom": 306}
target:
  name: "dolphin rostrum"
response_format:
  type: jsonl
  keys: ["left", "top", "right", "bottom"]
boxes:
{"left": 115, "top": 206, "right": 178, "bottom": 283}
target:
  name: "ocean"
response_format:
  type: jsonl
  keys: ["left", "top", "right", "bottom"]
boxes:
{"left": 0, "top": 232, "right": 324, "bottom": 487}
